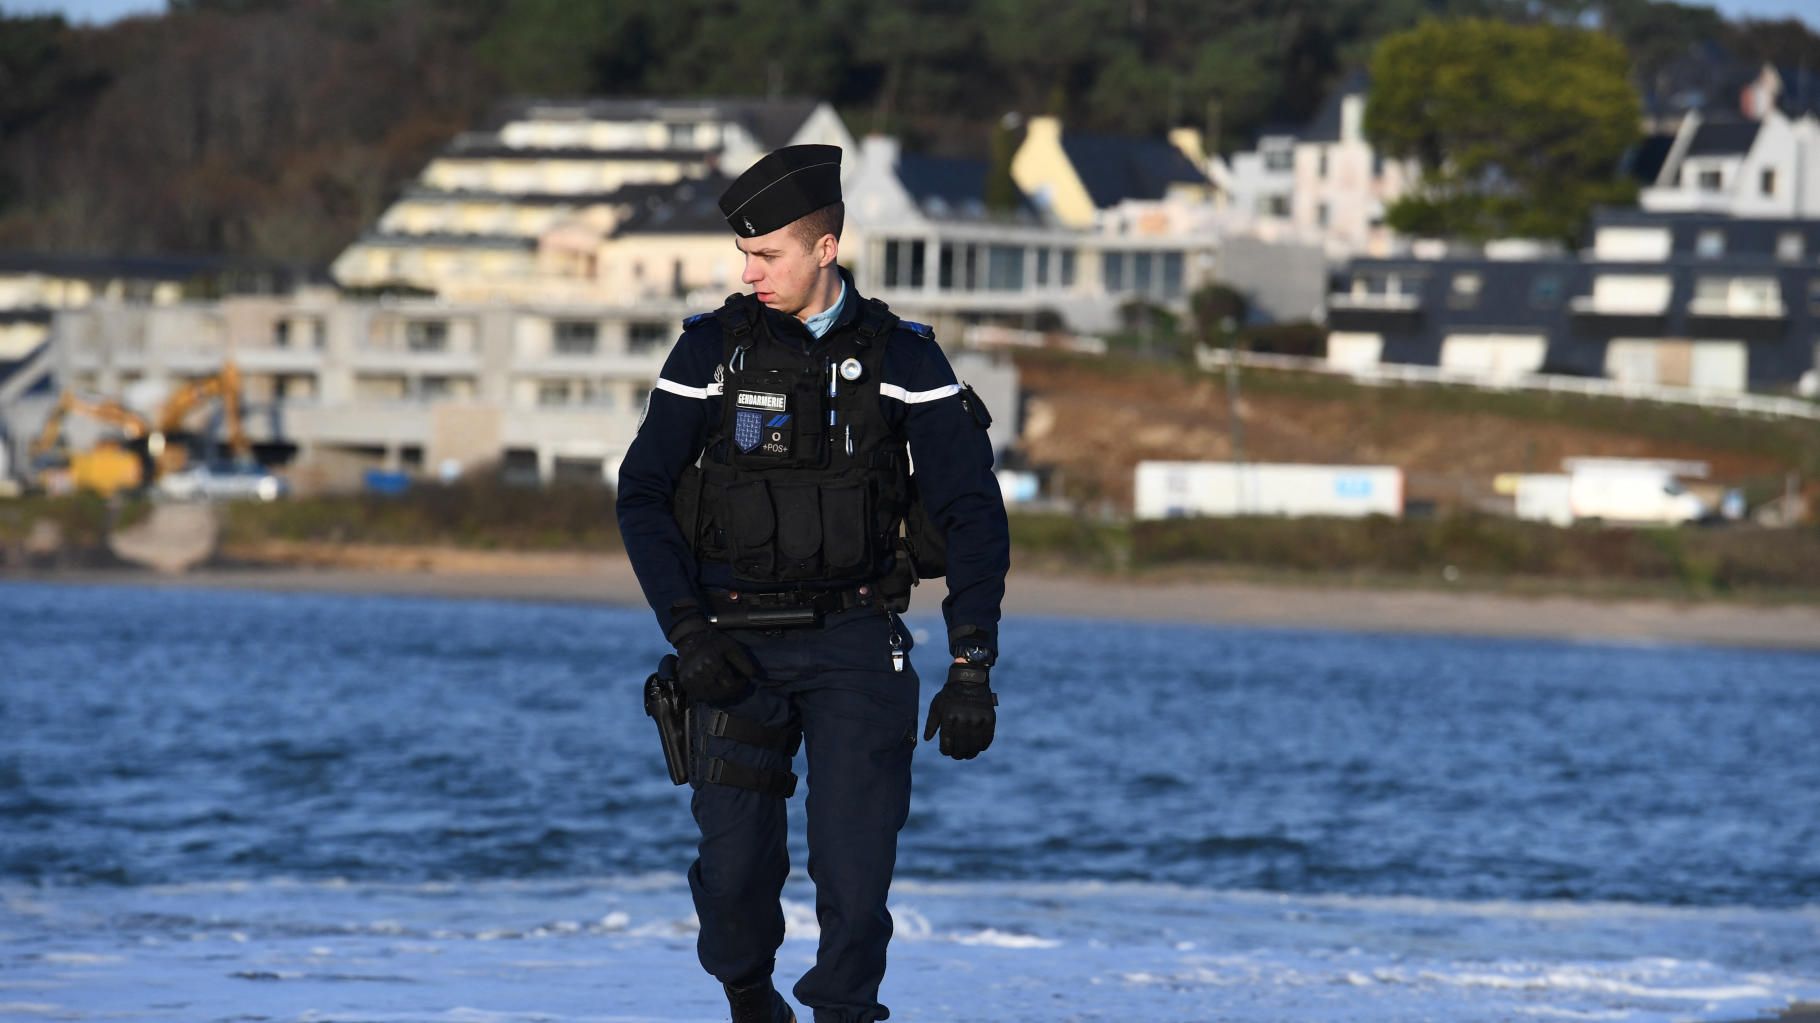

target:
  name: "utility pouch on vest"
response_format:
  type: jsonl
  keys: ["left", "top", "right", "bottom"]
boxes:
{"left": 727, "top": 367, "right": 825, "bottom": 470}
{"left": 717, "top": 476, "right": 875, "bottom": 584}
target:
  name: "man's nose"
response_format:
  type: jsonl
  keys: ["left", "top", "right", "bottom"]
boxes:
{"left": 741, "top": 257, "right": 762, "bottom": 285}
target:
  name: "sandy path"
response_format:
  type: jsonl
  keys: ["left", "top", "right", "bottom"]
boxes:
{"left": 13, "top": 541, "right": 1819, "bottom": 653}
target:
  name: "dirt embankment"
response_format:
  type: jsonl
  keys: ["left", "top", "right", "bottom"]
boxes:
{"left": 1014, "top": 354, "right": 1806, "bottom": 512}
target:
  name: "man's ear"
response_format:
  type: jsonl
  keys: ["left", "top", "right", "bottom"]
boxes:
{"left": 817, "top": 233, "right": 839, "bottom": 269}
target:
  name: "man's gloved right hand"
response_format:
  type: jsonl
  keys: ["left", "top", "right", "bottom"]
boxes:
{"left": 666, "top": 612, "right": 758, "bottom": 705}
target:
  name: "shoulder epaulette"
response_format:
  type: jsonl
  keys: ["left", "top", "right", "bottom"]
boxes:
{"left": 900, "top": 320, "right": 934, "bottom": 339}
{"left": 682, "top": 311, "right": 714, "bottom": 329}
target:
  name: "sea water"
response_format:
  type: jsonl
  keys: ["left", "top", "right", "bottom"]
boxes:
{"left": 2, "top": 580, "right": 1817, "bottom": 1021}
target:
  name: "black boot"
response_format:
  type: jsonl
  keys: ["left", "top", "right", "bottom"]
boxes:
{"left": 724, "top": 981, "right": 795, "bottom": 1023}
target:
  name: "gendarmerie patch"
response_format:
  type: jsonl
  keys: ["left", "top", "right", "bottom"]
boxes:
{"left": 734, "top": 390, "right": 790, "bottom": 453}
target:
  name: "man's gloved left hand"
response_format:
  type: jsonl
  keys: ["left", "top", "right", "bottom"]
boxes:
{"left": 923, "top": 663, "right": 997, "bottom": 760}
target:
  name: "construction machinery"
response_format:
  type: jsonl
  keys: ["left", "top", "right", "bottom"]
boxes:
{"left": 148, "top": 360, "right": 250, "bottom": 478}
{"left": 28, "top": 391, "right": 155, "bottom": 497}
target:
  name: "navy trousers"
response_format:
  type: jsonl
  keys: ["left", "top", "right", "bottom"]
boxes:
{"left": 688, "top": 607, "right": 921, "bottom": 1023}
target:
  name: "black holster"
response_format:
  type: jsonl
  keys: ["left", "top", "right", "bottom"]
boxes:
{"left": 643, "top": 654, "right": 690, "bottom": 786}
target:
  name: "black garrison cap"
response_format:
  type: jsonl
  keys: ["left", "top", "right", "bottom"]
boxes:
{"left": 718, "top": 144, "right": 842, "bottom": 238}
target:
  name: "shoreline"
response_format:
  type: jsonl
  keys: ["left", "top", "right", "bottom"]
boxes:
{"left": 11, "top": 542, "right": 1820, "bottom": 652}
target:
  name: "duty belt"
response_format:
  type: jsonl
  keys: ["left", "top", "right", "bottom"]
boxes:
{"left": 703, "top": 583, "right": 882, "bottom": 629}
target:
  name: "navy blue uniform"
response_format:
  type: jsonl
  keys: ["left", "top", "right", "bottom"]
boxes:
{"left": 615, "top": 275, "right": 1010, "bottom": 1022}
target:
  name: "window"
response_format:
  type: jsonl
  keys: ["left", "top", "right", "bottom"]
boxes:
{"left": 1059, "top": 249, "right": 1077, "bottom": 288}
{"left": 406, "top": 319, "right": 448, "bottom": 353}
{"left": 667, "top": 123, "right": 695, "bottom": 148}
{"left": 1317, "top": 148, "right": 1329, "bottom": 179}
{"left": 986, "top": 246, "right": 1025, "bottom": 291}
{"left": 1451, "top": 271, "right": 1483, "bottom": 308}
{"left": 553, "top": 320, "right": 598, "bottom": 355}
{"left": 1035, "top": 248, "right": 1051, "bottom": 287}
{"left": 627, "top": 322, "right": 668, "bottom": 355}
{"left": 1160, "top": 252, "right": 1185, "bottom": 299}
{"left": 1316, "top": 202, "right": 1330, "bottom": 228}
{"left": 1530, "top": 274, "right": 1562, "bottom": 308}
{"left": 538, "top": 381, "right": 572, "bottom": 406}
{"left": 274, "top": 320, "right": 291, "bottom": 349}
{"left": 1264, "top": 148, "right": 1293, "bottom": 173}
{"left": 882, "top": 239, "right": 926, "bottom": 289}
{"left": 1133, "top": 251, "right": 1154, "bottom": 294}
{"left": 1698, "top": 169, "right": 1723, "bottom": 192}
{"left": 961, "top": 244, "right": 979, "bottom": 291}
{"left": 1778, "top": 231, "right": 1804, "bottom": 261}
{"left": 938, "top": 243, "right": 956, "bottom": 289}
{"left": 1265, "top": 195, "right": 1290, "bottom": 218}
{"left": 418, "top": 375, "right": 457, "bottom": 401}
{"left": 1761, "top": 168, "right": 1777, "bottom": 196}
{"left": 1696, "top": 229, "right": 1725, "bottom": 258}
{"left": 1103, "top": 251, "right": 1126, "bottom": 292}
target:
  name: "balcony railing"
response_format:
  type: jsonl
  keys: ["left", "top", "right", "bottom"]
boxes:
{"left": 1569, "top": 295, "right": 1670, "bottom": 316}
{"left": 1327, "top": 292, "right": 1422, "bottom": 310}
{"left": 1687, "top": 296, "right": 1786, "bottom": 319}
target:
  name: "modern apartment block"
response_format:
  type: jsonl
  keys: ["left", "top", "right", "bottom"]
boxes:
{"left": 330, "top": 97, "right": 855, "bottom": 298}
{"left": 40, "top": 293, "right": 685, "bottom": 489}
{"left": 1327, "top": 209, "right": 1820, "bottom": 394}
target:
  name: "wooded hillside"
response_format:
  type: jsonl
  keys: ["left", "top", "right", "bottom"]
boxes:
{"left": 3, "top": 0, "right": 1818, "bottom": 267}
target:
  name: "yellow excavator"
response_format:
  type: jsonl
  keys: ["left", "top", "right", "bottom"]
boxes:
{"left": 30, "top": 361, "right": 251, "bottom": 497}
{"left": 29, "top": 392, "right": 155, "bottom": 497}
{"left": 148, "top": 360, "right": 250, "bottom": 477}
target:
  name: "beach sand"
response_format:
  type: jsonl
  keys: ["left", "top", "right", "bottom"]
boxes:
{"left": 15, "top": 541, "right": 1820, "bottom": 652}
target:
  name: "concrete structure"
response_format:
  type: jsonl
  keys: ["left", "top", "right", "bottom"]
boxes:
{"left": 31, "top": 294, "right": 685, "bottom": 490}
{"left": 1326, "top": 209, "right": 1820, "bottom": 394}
{"left": 12, "top": 290, "right": 1021, "bottom": 494}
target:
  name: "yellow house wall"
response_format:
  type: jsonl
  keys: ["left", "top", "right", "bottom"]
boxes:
{"left": 1011, "top": 117, "right": 1099, "bottom": 229}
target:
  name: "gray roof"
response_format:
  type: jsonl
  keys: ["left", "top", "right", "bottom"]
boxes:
{"left": 1686, "top": 118, "right": 1760, "bottom": 157}
{"left": 895, "top": 153, "right": 1038, "bottom": 221}
{"left": 1300, "top": 69, "right": 1370, "bottom": 144}
{"left": 0, "top": 251, "right": 220, "bottom": 281}
{"left": 355, "top": 233, "right": 537, "bottom": 250}
{"left": 617, "top": 177, "right": 738, "bottom": 235}
{"left": 1057, "top": 133, "right": 1207, "bottom": 209}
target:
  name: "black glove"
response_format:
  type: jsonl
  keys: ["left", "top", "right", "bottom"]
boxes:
{"left": 667, "top": 612, "right": 758, "bottom": 705}
{"left": 922, "top": 663, "right": 997, "bottom": 760}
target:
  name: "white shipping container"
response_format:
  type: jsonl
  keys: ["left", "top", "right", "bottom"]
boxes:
{"left": 1135, "top": 462, "right": 1403, "bottom": 520}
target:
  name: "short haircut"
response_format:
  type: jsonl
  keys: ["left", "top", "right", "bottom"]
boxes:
{"left": 791, "top": 201, "right": 844, "bottom": 248}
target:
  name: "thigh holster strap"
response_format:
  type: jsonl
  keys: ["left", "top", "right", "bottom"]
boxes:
{"left": 705, "top": 709, "right": 801, "bottom": 755}
{"left": 705, "top": 756, "right": 798, "bottom": 799}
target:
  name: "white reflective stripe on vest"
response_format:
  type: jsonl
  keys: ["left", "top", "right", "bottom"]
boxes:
{"left": 654, "top": 377, "right": 725, "bottom": 400}
{"left": 879, "top": 382, "right": 960, "bottom": 404}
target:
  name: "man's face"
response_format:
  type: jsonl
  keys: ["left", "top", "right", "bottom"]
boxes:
{"left": 736, "top": 222, "right": 834, "bottom": 319}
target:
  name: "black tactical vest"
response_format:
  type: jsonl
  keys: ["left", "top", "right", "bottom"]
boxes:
{"left": 673, "top": 293, "right": 914, "bottom": 588}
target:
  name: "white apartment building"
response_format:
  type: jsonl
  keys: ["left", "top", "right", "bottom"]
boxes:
{"left": 331, "top": 97, "right": 855, "bottom": 297}
{"left": 39, "top": 294, "right": 687, "bottom": 490}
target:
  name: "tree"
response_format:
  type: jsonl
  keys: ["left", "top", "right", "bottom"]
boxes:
{"left": 1365, "top": 18, "right": 1641, "bottom": 243}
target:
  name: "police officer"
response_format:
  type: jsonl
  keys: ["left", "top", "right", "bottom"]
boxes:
{"left": 615, "top": 144, "right": 1010, "bottom": 1023}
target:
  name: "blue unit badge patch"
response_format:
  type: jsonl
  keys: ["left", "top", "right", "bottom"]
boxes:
{"left": 735, "top": 409, "right": 764, "bottom": 452}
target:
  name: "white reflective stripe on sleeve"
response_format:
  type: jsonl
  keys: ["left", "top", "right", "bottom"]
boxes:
{"left": 879, "top": 382, "right": 961, "bottom": 404}
{"left": 653, "top": 377, "right": 724, "bottom": 399}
